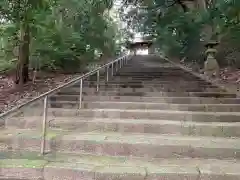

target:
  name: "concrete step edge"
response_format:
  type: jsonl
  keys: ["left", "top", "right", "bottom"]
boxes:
{"left": 49, "top": 100, "right": 240, "bottom": 107}
{"left": 11, "top": 116, "right": 240, "bottom": 127}
{"left": 61, "top": 89, "right": 235, "bottom": 95}
{"left": 6, "top": 117, "right": 240, "bottom": 137}
{"left": 1, "top": 130, "right": 240, "bottom": 161}
{"left": 2, "top": 129, "right": 240, "bottom": 148}
{"left": 48, "top": 108, "right": 240, "bottom": 116}
{"left": 1, "top": 156, "right": 240, "bottom": 180}
{"left": 60, "top": 131, "right": 240, "bottom": 148}
{"left": 56, "top": 94, "right": 240, "bottom": 100}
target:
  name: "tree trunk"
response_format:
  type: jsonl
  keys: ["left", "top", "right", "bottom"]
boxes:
{"left": 15, "top": 23, "right": 30, "bottom": 85}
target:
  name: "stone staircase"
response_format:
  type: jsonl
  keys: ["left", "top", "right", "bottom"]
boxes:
{"left": 1, "top": 55, "right": 240, "bottom": 180}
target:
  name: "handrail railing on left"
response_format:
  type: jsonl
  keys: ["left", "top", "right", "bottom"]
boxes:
{"left": 0, "top": 54, "right": 133, "bottom": 155}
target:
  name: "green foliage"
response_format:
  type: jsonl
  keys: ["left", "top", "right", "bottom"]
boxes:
{"left": 122, "top": 0, "right": 240, "bottom": 66}
{"left": 0, "top": 0, "right": 122, "bottom": 73}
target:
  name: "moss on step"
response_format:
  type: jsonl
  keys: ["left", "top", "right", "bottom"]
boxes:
{"left": 15, "top": 130, "right": 62, "bottom": 139}
{"left": 0, "top": 159, "right": 47, "bottom": 168}
{"left": 0, "top": 151, "right": 44, "bottom": 160}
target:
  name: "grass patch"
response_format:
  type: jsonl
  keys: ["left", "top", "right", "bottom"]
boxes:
{"left": 15, "top": 129, "right": 63, "bottom": 139}
{"left": 0, "top": 159, "right": 47, "bottom": 168}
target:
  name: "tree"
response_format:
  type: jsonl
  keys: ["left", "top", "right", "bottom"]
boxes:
{"left": 121, "top": 0, "right": 240, "bottom": 67}
{"left": 0, "top": 0, "right": 121, "bottom": 84}
{"left": 0, "top": 0, "right": 51, "bottom": 84}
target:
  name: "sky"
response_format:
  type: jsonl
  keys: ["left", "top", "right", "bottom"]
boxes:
{"left": 109, "top": 0, "right": 148, "bottom": 55}
{"left": 110, "top": 0, "right": 143, "bottom": 42}
{"left": 111, "top": 0, "right": 147, "bottom": 54}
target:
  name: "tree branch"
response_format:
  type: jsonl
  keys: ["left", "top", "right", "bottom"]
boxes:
{"left": 176, "top": 0, "right": 188, "bottom": 12}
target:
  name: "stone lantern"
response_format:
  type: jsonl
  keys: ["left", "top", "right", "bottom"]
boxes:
{"left": 204, "top": 41, "right": 219, "bottom": 78}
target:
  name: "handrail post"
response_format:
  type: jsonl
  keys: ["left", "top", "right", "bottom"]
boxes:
{"left": 120, "top": 59, "right": 122, "bottom": 69}
{"left": 97, "top": 70, "right": 100, "bottom": 92}
{"left": 115, "top": 61, "right": 118, "bottom": 72}
{"left": 106, "top": 66, "right": 109, "bottom": 82}
{"left": 111, "top": 62, "right": 114, "bottom": 76}
{"left": 79, "top": 79, "right": 83, "bottom": 109}
{"left": 41, "top": 96, "right": 48, "bottom": 155}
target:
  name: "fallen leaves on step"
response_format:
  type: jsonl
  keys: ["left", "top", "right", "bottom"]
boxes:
{"left": 0, "top": 72, "right": 81, "bottom": 114}
{"left": 180, "top": 62, "right": 240, "bottom": 92}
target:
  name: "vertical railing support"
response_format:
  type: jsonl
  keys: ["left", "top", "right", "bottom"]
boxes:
{"left": 97, "top": 70, "right": 100, "bottom": 92}
{"left": 116, "top": 61, "right": 118, "bottom": 72}
{"left": 111, "top": 62, "right": 114, "bottom": 76}
{"left": 41, "top": 96, "right": 48, "bottom": 155}
{"left": 79, "top": 79, "right": 83, "bottom": 109}
{"left": 106, "top": 66, "right": 109, "bottom": 82}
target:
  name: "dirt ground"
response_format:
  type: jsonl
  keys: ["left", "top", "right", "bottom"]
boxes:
{"left": 0, "top": 71, "right": 80, "bottom": 113}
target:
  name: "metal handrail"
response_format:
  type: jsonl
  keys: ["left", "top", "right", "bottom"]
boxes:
{"left": 0, "top": 54, "right": 132, "bottom": 154}
{"left": 0, "top": 55, "right": 130, "bottom": 119}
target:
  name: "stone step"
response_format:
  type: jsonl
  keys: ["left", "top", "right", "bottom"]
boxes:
{"left": 115, "top": 71, "right": 199, "bottom": 75}
{"left": 112, "top": 76, "right": 202, "bottom": 81}
{"left": 114, "top": 71, "right": 198, "bottom": 74}
{"left": 0, "top": 128, "right": 65, "bottom": 152}
{"left": 114, "top": 76, "right": 204, "bottom": 81}
{"left": 118, "top": 67, "right": 183, "bottom": 70}
{"left": 51, "top": 95, "right": 240, "bottom": 104}
{"left": 1, "top": 129, "right": 240, "bottom": 159}
{"left": 1, "top": 154, "right": 240, "bottom": 180}
{"left": 117, "top": 67, "right": 180, "bottom": 70}
{"left": 155, "top": 88, "right": 224, "bottom": 92}
{"left": 75, "top": 81, "right": 218, "bottom": 88}
{"left": 28, "top": 108, "right": 240, "bottom": 122}
{"left": 65, "top": 86, "right": 198, "bottom": 93}
{"left": 116, "top": 68, "right": 189, "bottom": 71}
{"left": 79, "top": 80, "right": 213, "bottom": 86}
{"left": 117, "top": 68, "right": 184, "bottom": 71}
{"left": 58, "top": 132, "right": 240, "bottom": 159}
{"left": 58, "top": 88, "right": 234, "bottom": 98}
{"left": 116, "top": 73, "right": 194, "bottom": 76}
{"left": 116, "top": 70, "right": 191, "bottom": 73}
{"left": 114, "top": 72, "right": 201, "bottom": 76}
{"left": 63, "top": 87, "right": 155, "bottom": 93}
{"left": 82, "top": 101, "right": 240, "bottom": 112}
{"left": 46, "top": 101, "right": 240, "bottom": 112}
{"left": 4, "top": 54, "right": 238, "bottom": 180}
{"left": 7, "top": 117, "right": 240, "bottom": 137}
{"left": 77, "top": 83, "right": 218, "bottom": 89}
{"left": 73, "top": 86, "right": 223, "bottom": 92}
